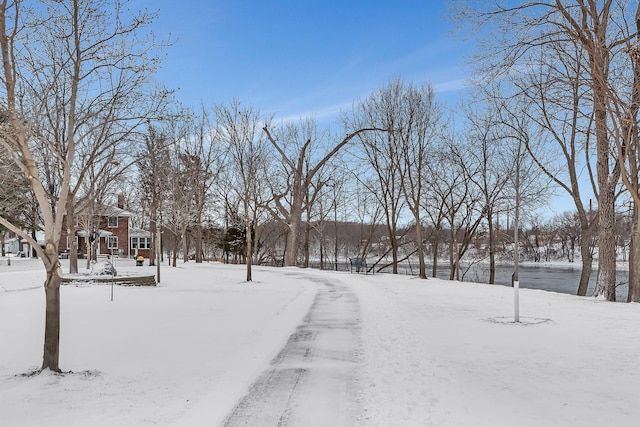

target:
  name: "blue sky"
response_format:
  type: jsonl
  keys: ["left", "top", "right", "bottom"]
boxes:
{"left": 142, "top": 0, "right": 467, "bottom": 124}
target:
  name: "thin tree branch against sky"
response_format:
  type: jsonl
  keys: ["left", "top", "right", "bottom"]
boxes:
{"left": 137, "top": 0, "right": 467, "bottom": 123}
{"left": 137, "top": 0, "right": 580, "bottom": 216}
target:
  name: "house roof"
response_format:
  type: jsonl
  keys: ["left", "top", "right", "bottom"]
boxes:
{"left": 101, "top": 206, "right": 133, "bottom": 217}
{"left": 6, "top": 231, "right": 46, "bottom": 245}
{"left": 129, "top": 227, "right": 152, "bottom": 238}
{"left": 77, "top": 229, "right": 113, "bottom": 237}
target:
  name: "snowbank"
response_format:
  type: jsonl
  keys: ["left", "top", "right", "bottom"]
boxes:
{"left": 345, "top": 272, "right": 640, "bottom": 426}
{"left": 1, "top": 260, "right": 316, "bottom": 426}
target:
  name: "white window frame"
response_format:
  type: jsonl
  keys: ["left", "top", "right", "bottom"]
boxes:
{"left": 130, "top": 236, "right": 151, "bottom": 249}
{"left": 66, "top": 235, "right": 78, "bottom": 249}
{"left": 107, "top": 216, "right": 118, "bottom": 228}
{"left": 107, "top": 236, "right": 118, "bottom": 249}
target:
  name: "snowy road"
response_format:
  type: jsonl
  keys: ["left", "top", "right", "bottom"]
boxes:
{"left": 223, "top": 274, "right": 361, "bottom": 427}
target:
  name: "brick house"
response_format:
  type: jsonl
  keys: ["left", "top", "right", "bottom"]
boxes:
{"left": 129, "top": 226, "right": 152, "bottom": 259}
{"left": 59, "top": 204, "right": 152, "bottom": 259}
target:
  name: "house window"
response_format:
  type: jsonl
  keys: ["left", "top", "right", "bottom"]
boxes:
{"left": 66, "top": 236, "right": 78, "bottom": 249}
{"left": 107, "top": 236, "right": 118, "bottom": 249}
{"left": 139, "top": 237, "right": 150, "bottom": 249}
{"left": 130, "top": 237, "right": 151, "bottom": 249}
{"left": 108, "top": 216, "right": 118, "bottom": 228}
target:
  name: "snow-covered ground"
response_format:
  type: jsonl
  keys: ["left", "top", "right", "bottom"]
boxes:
{"left": 1, "top": 257, "right": 639, "bottom": 426}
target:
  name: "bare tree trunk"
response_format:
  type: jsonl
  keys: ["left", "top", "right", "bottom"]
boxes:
{"left": 245, "top": 220, "right": 252, "bottom": 282}
{"left": 29, "top": 228, "right": 36, "bottom": 258}
{"left": 449, "top": 225, "right": 455, "bottom": 280}
{"left": 488, "top": 210, "right": 495, "bottom": 284}
{"left": 172, "top": 235, "right": 178, "bottom": 267}
{"left": 181, "top": 227, "right": 189, "bottom": 263}
{"left": 195, "top": 223, "right": 203, "bottom": 263}
{"left": 415, "top": 221, "right": 426, "bottom": 279}
{"left": 69, "top": 239, "right": 78, "bottom": 271}
{"left": 391, "top": 237, "right": 399, "bottom": 275}
{"left": 621, "top": 6, "right": 640, "bottom": 302}
{"left": 628, "top": 207, "right": 640, "bottom": 302}
{"left": 594, "top": 145, "right": 618, "bottom": 301}
{"left": 432, "top": 232, "right": 439, "bottom": 278}
{"left": 149, "top": 217, "right": 157, "bottom": 267}
{"left": 285, "top": 220, "right": 300, "bottom": 267}
{"left": 252, "top": 219, "right": 260, "bottom": 266}
{"left": 577, "top": 224, "right": 594, "bottom": 296}
{"left": 319, "top": 230, "right": 325, "bottom": 270}
{"left": 333, "top": 219, "right": 339, "bottom": 271}
{"left": 66, "top": 198, "right": 78, "bottom": 274}
{"left": 595, "top": 195, "right": 617, "bottom": 300}
{"left": 85, "top": 235, "right": 92, "bottom": 270}
{"left": 303, "top": 222, "right": 310, "bottom": 268}
{"left": 42, "top": 245, "right": 62, "bottom": 372}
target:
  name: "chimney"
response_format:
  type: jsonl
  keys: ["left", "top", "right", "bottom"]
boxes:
{"left": 117, "top": 194, "right": 124, "bottom": 209}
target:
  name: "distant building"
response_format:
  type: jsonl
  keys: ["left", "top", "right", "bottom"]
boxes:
{"left": 3, "top": 231, "right": 45, "bottom": 256}
{"left": 59, "top": 204, "right": 151, "bottom": 259}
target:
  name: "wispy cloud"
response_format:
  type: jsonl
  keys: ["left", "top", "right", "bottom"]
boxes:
{"left": 434, "top": 78, "right": 468, "bottom": 93}
{"left": 269, "top": 100, "right": 355, "bottom": 127}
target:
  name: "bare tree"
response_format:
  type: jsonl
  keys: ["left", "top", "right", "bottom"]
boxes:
{"left": 453, "top": 0, "right": 635, "bottom": 300}
{"left": 346, "top": 171, "right": 384, "bottom": 262}
{"left": 0, "top": 123, "right": 29, "bottom": 258}
{"left": 605, "top": 3, "right": 640, "bottom": 302}
{"left": 422, "top": 156, "right": 449, "bottom": 278}
{"left": 137, "top": 123, "right": 172, "bottom": 268}
{"left": 308, "top": 168, "right": 359, "bottom": 270}
{"left": 503, "top": 35, "right": 599, "bottom": 296}
{"left": 389, "top": 79, "right": 444, "bottom": 279}
{"left": 462, "top": 99, "right": 512, "bottom": 283}
{"left": 181, "top": 106, "right": 224, "bottom": 264}
{"left": 442, "top": 141, "right": 485, "bottom": 281}
{"left": 163, "top": 117, "right": 198, "bottom": 265}
{"left": 346, "top": 84, "right": 407, "bottom": 274}
{"left": 263, "top": 118, "right": 378, "bottom": 267}
{"left": 302, "top": 162, "right": 335, "bottom": 268}
{"left": 215, "top": 100, "right": 265, "bottom": 281}
{"left": 0, "top": 0, "right": 166, "bottom": 371}
{"left": 556, "top": 211, "right": 583, "bottom": 262}
{"left": 168, "top": 109, "right": 222, "bottom": 265}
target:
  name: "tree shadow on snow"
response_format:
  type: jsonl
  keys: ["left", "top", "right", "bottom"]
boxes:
{"left": 485, "top": 316, "right": 554, "bottom": 326}
{"left": 14, "top": 368, "right": 102, "bottom": 379}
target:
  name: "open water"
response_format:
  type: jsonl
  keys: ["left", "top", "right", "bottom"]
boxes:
{"left": 406, "top": 262, "right": 629, "bottom": 302}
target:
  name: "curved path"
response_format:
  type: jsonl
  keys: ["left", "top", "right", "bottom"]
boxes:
{"left": 223, "top": 274, "right": 362, "bottom": 427}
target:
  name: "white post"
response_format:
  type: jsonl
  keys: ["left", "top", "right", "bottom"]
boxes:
{"left": 513, "top": 140, "right": 522, "bottom": 323}
{"left": 514, "top": 280, "right": 520, "bottom": 322}
{"left": 111, "top": 248, "right": 115, "bottom": 302}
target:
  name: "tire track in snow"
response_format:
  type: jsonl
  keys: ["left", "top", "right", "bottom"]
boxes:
{"left": 222, "top": 274, "right": 361, "bottom": 427}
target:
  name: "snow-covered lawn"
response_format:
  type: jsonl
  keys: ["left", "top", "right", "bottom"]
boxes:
{"left": 1, "top": 258, "right": 639, "bottom": 426}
